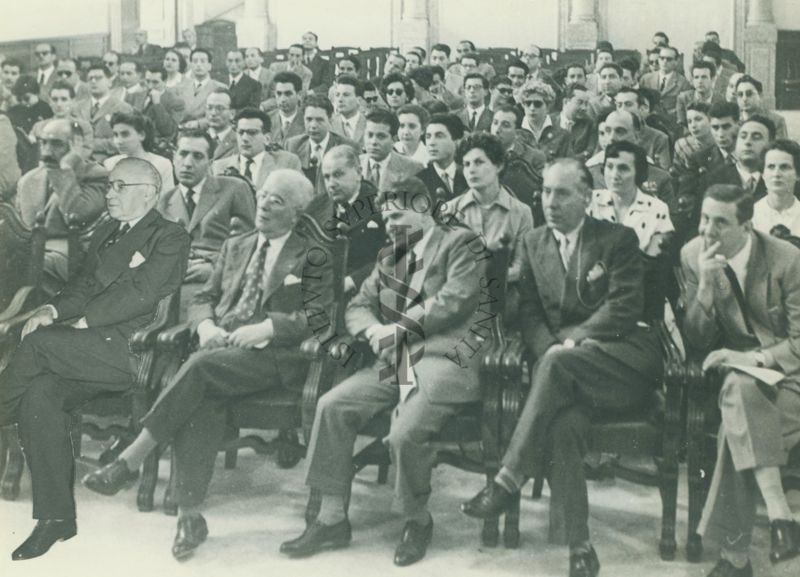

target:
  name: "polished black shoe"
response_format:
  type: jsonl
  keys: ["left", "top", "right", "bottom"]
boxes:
{"left": 279, "top": 519, "right": 352, "bottom": 557}
{"left": 394, "top": 518, "right": 433, "bottom": 567}
{"left": 11, "top": 519, "right": 77, "bottom": 561}
{"left": 770, "top": 518, "right": 800, "bottom": 564}
{"left": 171, "top": 515, "right": 208, "bottom": 560}
{"left": 460, "top": 481, "right": 517, "bottom": 519}
{"left": 82, "top": 459, "right": 139, "bottom": 496}
{"left": 707, "top": 558, "right": 753, "bottom": 577}
{"left": 569, "top": 546, "right": 600, "bottom": 577}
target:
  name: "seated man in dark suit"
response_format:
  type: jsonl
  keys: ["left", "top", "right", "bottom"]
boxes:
{"left": 306, "top": 145, "right": 386, "bottom": 293}
{"left": 680, "top": 184, "right": 800, "bottom": 577}
{"left": 676, "top": 61, "right": 725, "bottom": 128}
{"left": 12, "top": 118, "right": 109, "bottom": 293}
{"left": 83, "top": 169, "right": 333, "bottom": 560}
{"left": 736, "top": 75, "right": 788, "bottom": 140}
{"left": 0, "top": 157, "right": 190, "bottom": 560}
{"left": 204, "top": 89, "right": 238, "bottom": 161}
{"left": 614, "top": 88, "right": 672, "bottom": 170}
{"left": 301, "top": 31, "right": 333, "bottom": 94}
{"left": 416, "top": 113, "right": 468, "bottom": 203}
{"left": 263, "top": 71, "right": 305, "bottom": 147}
{"left": 360, "top": 108, "right": 424, "bottom": 192}
{"left": 158, "top": 129, "right": 255, "bottom": 307}
{"left": 131, "top": 66, "right": 186, "bottom": 145}
{"left": 280, "top": 177, "right": 483, "bottom": 566}
{"left": 552, "top": 84, "right": 596, "bottom": 160}
{"left": 458, "top": 73, "right": 492, "bottom": 133}
{"left": 226, "top": 49, "right": 262, "bottom": 113}
{"left": 461, "top": 158, "right": 662, "bottom": 577}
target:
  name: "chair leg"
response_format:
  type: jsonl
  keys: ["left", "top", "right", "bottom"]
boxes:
{"left": 137, "top": 446, "right": 160, "bottom": 512}
{"left": 69, "top": 414, "right": 82, "bottom": 458}
{"left": 656, "top": 457, "right": 678, "bottom": 561}
{"left": 531, "top": 476, "right": 544, "bottom": 499}
{"left": 503, "top": 493, "right": 521, "bottom": 548}
{"left": 377, "top": 460, "right": 389, "bottom": 484}
{"left": 163, "top": 448, "right": 178, "bottom": 516}
{"left": 0, "top": 425, "right": 24, "bottom": 501}
{"left": 224, "top": 449, "right": 238, "bottom": 470}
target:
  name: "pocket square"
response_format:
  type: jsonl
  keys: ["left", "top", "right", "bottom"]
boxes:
{"left": 586, "top": 262, "right": 606, "bottom": 283}
{"left": 284, "top": 274, "right": 302, "bottom": 286}
{"left": 367, "top": 220, "right": 379, "bottom": 229}
{"left": 129, "top": 251, "right": 146, "bottom": 268}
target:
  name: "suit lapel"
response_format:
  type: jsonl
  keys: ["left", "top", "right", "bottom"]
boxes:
{"left": 188, "top": 178, "right": 219, "bottom": 232}
{"left": 94, "top": 209, "right": 160, "bottom": 287}
{"left": 257, "top": 153, "right": 277, "bottom": 189}
{"left": 563, "top": 218, "right": 602, "bottom": 310}
{"left": 409, "top": 226, "right": 443, "bottom": 301}
{"left": 744, "top": 232, "right": 769, "bottom": 320}
{"left": 261, "top": 232, "right": 304, "bottom": 306}
{"left": 160, "top": 186, "right": 191, "bottom": 227}
{"left": 228, "top": 232, "right": 259, "bottom": 302}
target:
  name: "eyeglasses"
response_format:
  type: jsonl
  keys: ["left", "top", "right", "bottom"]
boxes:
{"left": 496, "top": 87, "right": 513, "bottom": 95}
{"left": 364, "top": 95, "right": 379, "bottom": 103}
{"left": 523, "top": 99, "right": 546, "bottom": 108}
{"left": 35, "top": 50, "right": 51, "bottom": 56}
{"left": 103, "top": 60, "right": 117, "bottom": 66}
{"left": 658, "top": 56, "right": 675, "bottom": 61}
{"left": 108, "top": 180, "right": 156, "bottom": 193}
{"left": 385, "top": 88, "right": 406, "bottom": 96}
{"left": 57, "top": 71, "right": 73, "bottom": 77}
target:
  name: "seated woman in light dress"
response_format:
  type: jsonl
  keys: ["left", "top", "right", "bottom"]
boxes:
{"left": 753, "top": 140, "right": 800, "bottom": 237}
{"left": 394, "top": 104, "right": 430, "bottom": 165}
{"left": 103, "top": 111, "right": 174, "bottom": 195}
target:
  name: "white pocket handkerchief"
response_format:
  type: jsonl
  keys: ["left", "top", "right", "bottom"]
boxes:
{"left": 367, "top": 220, "right": 379, "bottom": 229}
{"left": 129, "top": 251, "right": 146, "bottom": 268}
{"left": 284, "top": 274, "right": 302, "bottom": 286}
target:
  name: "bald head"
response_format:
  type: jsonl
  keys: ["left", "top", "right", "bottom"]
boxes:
{"left": 542, "top": 159, "right": 593, "bottom": 233}
{"left": 107, "top": 157, "right": 160, "bottom": 222}
{"left": 256, "top": 169, "right": 314, "bottom": 237}
{"left": 602, "top": 110, "right": 637, "bottom": 146}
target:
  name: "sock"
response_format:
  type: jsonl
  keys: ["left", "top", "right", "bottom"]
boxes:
{"left": 569, "top": 540, "right": 592, "bottom": 556}
{"left": 178, "top": 504, "right": 203, "bottom": 520}
{"left": 720, "top": 547, "right": 750, "bottom": 569}
{"left": 754, "top": 467, "right": 793, "bottom": 521}
{"left": 406, "top": 509, "right": 432, "bottom": 527}
{"left": 117, "top": 429, "right": 157, "bottom": 472}
{"left": 317, "top": 495, "right": 347, "bottom": 525}
{"left": 494, "top": 466, "right": 525, "bottom": 494}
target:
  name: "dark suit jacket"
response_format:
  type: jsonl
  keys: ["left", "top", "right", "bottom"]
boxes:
{"left": 704, "top": 163, "right": 768, "bottom": 200}
{"left": 128, "top": 90, "right": 186, "bottom": 141}
{"left": 190, "top": 229, "right": 334, "bottom": 381}
{"left": 681, "top": 231, "right": 800, "bottom": 387}
{"left": 157, "top": 175, "right": 256, "bottom": 261}
{"left": 304, "top": 179, "right": 386, "bottom": 289}
{"left": 345, "top": 225, "right": 483, "bottom": 403}
{"left": 286, "top": 132, "right": 360, "bottom": 195}
{"left": 639, "top": 71, "right": 692, "bottom": 121}
{"left": 414, "top": 162, "right": 469, "bottom": 203}
{"left": 14, "top": 160, "right": 108, "bottom": 236}
{"left": 52, "top": 208, "right": 189, "bottom": 336}
{"left": 211, "top": 129, "right": 238, "bottom": 160}
{"left": 639, "top": 125, "right": 672, "bottom": 170}
{"left": 228, "top": 74, "right": 262, "bottom": 111}
{"left": 306, "top": 52, "right": 333, "bottom": 94}
{"left": 518, "top": 217, "right": 645, "bottom": 358}
{"left": 73, "top": 96, "right": 134, "bottom": 162}
{"left": 267, "top": 110, "right": 305, "bottom": 147}
{"left": 458, "top": 107, "right": 493, "bottom": 133}
{"left": 517, "top": 124, "right": 573, "bottom": 161}
{"left": 549, "top": 113, "right": 597, "bottom": 161}
{"left": 359, "top": 151, "right": 425, "bottom": 194}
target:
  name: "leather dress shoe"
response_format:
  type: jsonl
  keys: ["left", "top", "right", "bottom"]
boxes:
{"left": 707, "top": 558, "right": 753, "bottom": 577}
{"left": 172, "top": 515, "right": 208, "bottom": 560}
{"left": 279, "top": 519, "right": 352, "bottom": 557}
{"left": 12, "top": 519, "right": 77, "bottom": 560}
{"left": 394, "top": 518, "right": 433, "bottom": 566}
{"left": 460, "top": 481, "right": 516, "bottom": 519}
{"left": 569, "top": 546, "right": 600, "bottom": 577}
{"left": 770, "top": 518, "right": 800, "bottom": 564}
{"left": 82, "top": 459, "right": 138, "bottom": 496}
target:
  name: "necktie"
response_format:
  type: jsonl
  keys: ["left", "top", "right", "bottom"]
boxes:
{"left": 440, "top": 171, "right": 452, "bottom": 196}
{"left": 244, "top": 157, "right": 255, "bottom": 181}
{"left": 722, "top": 264, "right": 757, "bottom": 337}
{"left": 229, "top": 239, "right": 270, "bottom": 326}
{"left": 91, "top": 101, "right": 99, "bottom": 118}
{"left": 747, "top": 175, "right": 758, "bottom": 194}
{"left": 341, "top": 119, "right": 351, "bottom": 139}
{"left": 185, "top": 188, "right": 196, "bottom": 217}
{"left": 103, "top": 223, "right": 130, "bottom": 250}
{"left": 367, "top": 161, "right": 380, "bottom": 188}
{"left": 557, "top": 235, "right": 572, "bottom": 269}
{"left": 38, "top": 71, "right": 45, "bottom": 86}
{"left": 194, "top": 83, "right": 202, "bottom": 96}
{"left": 314, "top": 144, "right": 323, "bottom": 165}
{"left": 470, "top": 110, "right": 477, "bottom": 131}
{"left": 282, "top": 119, "right": 291, "bottom": 138}
{"left": 659, "top": 77, "right": 666, "bottom": 92}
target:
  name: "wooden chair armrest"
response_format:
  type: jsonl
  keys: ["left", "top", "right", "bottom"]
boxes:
{"left": 129, "top": 294, "right": 179, "bottom": 354}
{"left": 0, "top": 286, "right": 36, "bottom": 324}
{"left": 156, "top": 321, "right": 195, "bottom": 354}
{"left": 0, "top": 300, "right": 40, "bottom": 339}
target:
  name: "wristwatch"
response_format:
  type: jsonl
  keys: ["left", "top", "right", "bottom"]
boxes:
{"left": 754, "top": 351, "right": 766, "bottom": 368}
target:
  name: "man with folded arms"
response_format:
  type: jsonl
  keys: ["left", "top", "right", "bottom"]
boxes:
{"left": 0, "top": 158, "right": 189, "bottom": 560}
{"left": 681, "top": 184, "right": 800, "bottom": 577}
{"left": 461, "top": 159, "right": 662, "bottom": 577}
{"left": 83, "top": 170, "right": 333, "bottom": 561}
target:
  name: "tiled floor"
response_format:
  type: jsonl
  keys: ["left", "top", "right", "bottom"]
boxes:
{"left": 1, "top": 441, "right": 798, "bottom": 577}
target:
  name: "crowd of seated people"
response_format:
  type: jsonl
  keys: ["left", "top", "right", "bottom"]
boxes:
{"left": 0, "top": 25, "right": 799, "bottom": 577}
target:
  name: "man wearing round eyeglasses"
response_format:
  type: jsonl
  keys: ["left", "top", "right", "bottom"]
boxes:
{"left": 14, "top": 117, "right": 107, "bottom": 291}
{"left": 3, "top": 157, "right": 190, "bottom": 561}
{"left": 213, "top": 107, "right": 301, "bottom": 191}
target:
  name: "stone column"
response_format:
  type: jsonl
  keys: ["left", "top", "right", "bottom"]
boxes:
{"left": 236, "top": 0, "right": 277, "bottom": 50}
{"left": 743, "top": 0, "right": 777, "bottom": 108}
{"left": 564, "top": 0, "right": 598, "bottom": 49}
{"left": 396, "top": 0, "right": 430, "bottom": 53}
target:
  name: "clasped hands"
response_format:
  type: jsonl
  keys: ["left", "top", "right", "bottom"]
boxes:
{"left": 197, "top": 319, "right": 273, "bottom": 350}
{"left": 364, "top": 323, "right": 401, "bottom": 362}
{"left": 701, "top": 348, "right": 758, "bottom": 373}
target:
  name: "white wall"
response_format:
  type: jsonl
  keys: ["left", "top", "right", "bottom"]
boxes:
{"left": 0, "top": 0, "right": 109, "bottom": 42}
{"left": 774, "top": 0, "right": 800, "bottom": 31}
{"left": 604, "top": 0, "right": 734, "bottom": 58}
{"left": 438, "top": 0, "right": 559, "bottom": 49}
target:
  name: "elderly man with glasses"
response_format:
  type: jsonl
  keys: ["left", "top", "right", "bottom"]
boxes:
{"left": 1, "top": 157, "right": 190, "bottom": 561}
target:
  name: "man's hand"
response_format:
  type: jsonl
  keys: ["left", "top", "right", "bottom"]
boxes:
{"left": 227, "top": 321, "right": 274, "bottom": 349}
{"left": 344, "top": 275, "right": 356, "bottom": 295}
{"left": 197, "top": 320, "right": 229, "bottom": 350}
{"left": 644, "top": 232, "right": 666, "bottom": 258}
{"left": 365, "top": 324, "right": 396, "bottom": 356}
{"left": 58, "top": 150, "right": 83, "bottom": 172}
{"left": 697, "top": 241, "right": 726, "bottom": 287}
{"left": 185, "top": 259, "right": 213, "bottom": 283}
{"left": 149, "top": 90, "right": 162, "bottom": 105}
{"left": 702, "top": 348, "right": 756, "bottom": 372}
{"left": 21, "top": 307, "right": 56, "bottom": 339}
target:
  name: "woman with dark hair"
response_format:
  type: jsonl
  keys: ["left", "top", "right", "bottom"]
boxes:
{"left": 381, "top": 73, "right": 414, "bottom": 112}
{"left": 104, "top": 111, "right": 174, "bottom": 194}
{"left": 673, "top": 101, "right": 714, "bottom": 170}
{"left": 394, "top": 103, "right": 430, "bottom": 165}
{"left": 163, "top": 48, "right": 188, "bottom": 88}
{"left": 753, "top": 139, "right": 800, "bottom": 236}
{"left": 445, "top": 132, "right": 533, "bottom": 283}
